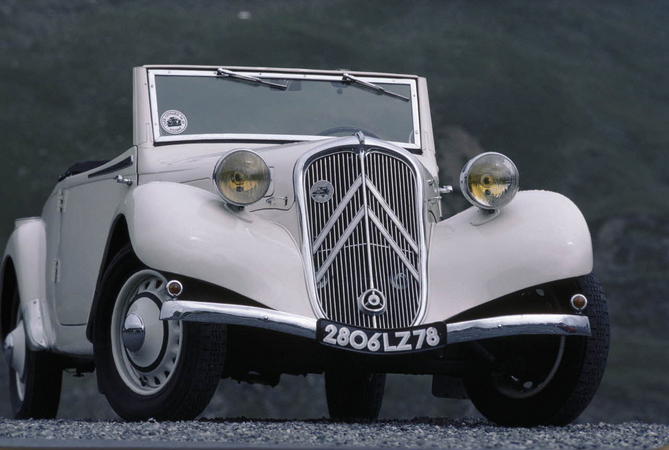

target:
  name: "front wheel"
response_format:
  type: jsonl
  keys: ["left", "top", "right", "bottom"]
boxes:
{"left": 464, "top": 273, "right": 610, "bottom": 427}
{"left": 93, "top": 245, "right": 226, "bottom": 421}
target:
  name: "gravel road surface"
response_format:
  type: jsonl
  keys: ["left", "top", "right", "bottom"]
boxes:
{"left": 0, "top": 418, "right": 667, "bottom": 449}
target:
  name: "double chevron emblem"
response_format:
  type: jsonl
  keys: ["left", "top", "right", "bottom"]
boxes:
{"left": 310, "top": 172, "right": 419, "bottom": 301}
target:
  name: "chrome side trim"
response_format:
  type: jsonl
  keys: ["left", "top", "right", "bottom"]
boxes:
{"left": 160, "top": 301, "right": 591, "bottom": 344}
{"left": 88, "top": 155, "right": 134, "bottom": 178}
{"left": 160, "top": 301, "right": 318, "bottom": 339}
{"left": 446, "top": 314, "right": 591, "bottom": 344}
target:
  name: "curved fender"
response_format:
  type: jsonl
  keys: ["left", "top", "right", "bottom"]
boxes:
{"left": 123, "top": 182, "right": 314, "bottom": 318}
{"left": 2, "top": 218, "right": 54, "bottom": 350}
{"left": 425, "top": 190, "right": 593, "bottom": 322}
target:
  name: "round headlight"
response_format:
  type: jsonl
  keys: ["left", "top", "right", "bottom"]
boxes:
{"left": 460, "top": 152, "right": 519, "bottom": 210}
{"left": 213, "top": 150, "right": 271, "bottom": 206}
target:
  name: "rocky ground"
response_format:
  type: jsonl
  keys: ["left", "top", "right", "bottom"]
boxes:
{"left": 1, "top": 418, "right": 668, "bottom": 449}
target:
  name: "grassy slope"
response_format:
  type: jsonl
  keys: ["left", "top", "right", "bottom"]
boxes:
{"left": 0, "top": 0, "right": 667, "bottom": 422}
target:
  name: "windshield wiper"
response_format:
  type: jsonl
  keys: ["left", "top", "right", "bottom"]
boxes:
{"left": 342, "top": 73, "right": 410, "bottom": 101}
{"left": 216, "top": 68, "right": 288, "bottom": 90}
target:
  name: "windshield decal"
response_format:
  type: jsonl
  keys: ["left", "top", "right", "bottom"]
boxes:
{"left": 160, "top": 110, "right": 188, "bottom": 134}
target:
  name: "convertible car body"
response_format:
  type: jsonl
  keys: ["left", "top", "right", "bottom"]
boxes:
{"left": 1, "top": 66, "right": 609, "bottom": 425}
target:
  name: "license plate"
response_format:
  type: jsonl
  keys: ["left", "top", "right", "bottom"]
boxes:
{"left": 317, "top": 319, "right": 447, "bottom": 354}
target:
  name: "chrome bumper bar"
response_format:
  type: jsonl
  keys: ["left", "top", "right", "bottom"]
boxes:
{"left": 445, "top": 314, "right": 590, "bottom": 343}
{"left": 160, "top": 301, "right": 318, "bottom": 339}
{"left": 160, "top": 300, "right": 591, "bottom": 343}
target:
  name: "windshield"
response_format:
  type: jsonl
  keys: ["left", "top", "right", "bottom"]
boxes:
{"left": 148, "top": 69, "right": 420, "bottom": 148}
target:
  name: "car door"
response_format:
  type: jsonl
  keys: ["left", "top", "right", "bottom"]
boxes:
{"left": 53, "top": 148, "right": 137, "bottom": 325}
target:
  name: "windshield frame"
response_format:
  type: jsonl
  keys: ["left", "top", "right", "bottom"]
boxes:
{"left": 147, "top": 68, "right": 421, "bottom": 150}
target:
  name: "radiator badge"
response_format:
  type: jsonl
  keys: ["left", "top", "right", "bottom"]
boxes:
{"left": 310, "top": 180, "right": 334, "bottom": 203}
{"left": 358, "top": 288, "right": 387, "bottom": 316}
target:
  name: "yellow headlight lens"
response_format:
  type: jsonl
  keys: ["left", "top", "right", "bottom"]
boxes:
{"left": 213, "top": 150, "right": 271, "bottom": 206}
{"left": 460, "top": 152, "right": 519, "bottom": 210}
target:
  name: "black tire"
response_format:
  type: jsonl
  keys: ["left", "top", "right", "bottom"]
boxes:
{"left": 464, "top": 273, "right": 610, "bottom": 427}
{"left": 7, "top": 281, "right": 62, "bottom": 419}
{"left": 325, "top": 371, "right": 385, "bottom": 421}
{"left": 93, "top": 244, "right": 226, "bottom": 421}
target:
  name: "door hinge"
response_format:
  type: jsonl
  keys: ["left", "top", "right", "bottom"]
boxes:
{"left": 57, "top": 189, "right": 67, "bottom": 213}
{"left": 51, "top": 259, "right": 60, "bottom": 283}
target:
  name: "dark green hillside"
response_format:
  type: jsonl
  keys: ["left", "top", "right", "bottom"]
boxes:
{"left": 0, "top": 0, "right": 667, "bottom": 422}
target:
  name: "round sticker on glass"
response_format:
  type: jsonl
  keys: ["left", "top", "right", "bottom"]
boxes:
{"left": 160, "top": 110, "right": 188, "bottom": 134}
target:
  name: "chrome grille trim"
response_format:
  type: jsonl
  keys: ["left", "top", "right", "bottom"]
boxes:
{"left": 295, "top": 136, "right": 427, "bottom": 329}
{"left": 312, "top": 176, "right": 363, "bottom": 253}
{"left": 367, "top": 210, "right": 420, "bottom": 281}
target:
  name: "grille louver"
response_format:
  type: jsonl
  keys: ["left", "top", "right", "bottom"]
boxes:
{"left": 301, "top": 148, "right": 425, "bottom": 329}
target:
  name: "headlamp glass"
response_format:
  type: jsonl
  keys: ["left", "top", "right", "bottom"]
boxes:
{"left": 213, "top": 150, "right": 271, "bottom": 206}
{"left": 460, "top": 152, "right": 519, "bottom": 210}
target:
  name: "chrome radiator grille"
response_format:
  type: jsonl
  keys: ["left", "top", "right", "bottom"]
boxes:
{"left": 301, "top": 148, "right": 425, "bottom": 329}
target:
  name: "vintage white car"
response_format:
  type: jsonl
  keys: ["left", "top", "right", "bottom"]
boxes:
{"left": 1, "top": 65, "right": 609, "bottom": 426}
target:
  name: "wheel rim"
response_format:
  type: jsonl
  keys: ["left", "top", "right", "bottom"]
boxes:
{"left": 110, "top": 270, "right": 182, "bottom": 395}
{"left": 491, "top": 336, "right": 566, "bottom": 399}
{"left": 486, "top": 285, "right": 569, "bottom": 399}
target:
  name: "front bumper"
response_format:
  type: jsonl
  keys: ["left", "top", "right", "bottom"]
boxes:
{"left": 160, "top": 300, "right": 591, "bottom": 344}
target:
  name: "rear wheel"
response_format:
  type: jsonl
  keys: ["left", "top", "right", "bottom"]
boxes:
{"left": 6, "top": 282, "right": 62, "bottom": 419}
{"left": 325, "top": 370, "right": 385, "bottom": 421}
{"left": 93, "top": 245, "right": 226, "bottom": 421}
{"left": 464, "top": 273, "right": 609, "bottom": 426}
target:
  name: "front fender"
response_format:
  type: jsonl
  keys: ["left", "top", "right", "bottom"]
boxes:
{"left": 425, "top": 190, "right": 593, "bottom": 322}
{"left": 123, "top": 182, "right": 314, "bottom": 318}
{"left": 1, "top": 218, "right": 54, "bottom": 350}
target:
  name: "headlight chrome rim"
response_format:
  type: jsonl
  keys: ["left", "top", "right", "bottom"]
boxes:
{"left": 213, "top": 149, "right": 271, "bottom": 206}
{"left": 460, "top": 152, "right": 519, "bottom": 210}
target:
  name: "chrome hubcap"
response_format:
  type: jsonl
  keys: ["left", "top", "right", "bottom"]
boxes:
{"left": 111, "top": 270, "right": 182, "bottom": 395}
{"left": 122, "top": 313, "right": 145, "bottom": 352}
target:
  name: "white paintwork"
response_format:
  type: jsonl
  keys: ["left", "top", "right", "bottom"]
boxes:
{"left": 425, "top": 190, "right": 593, "bottom": 322}
{"left": 126, "top": 184, "right": 592, "bottom": 325}
{"left": 49, "top": 149, "right": 137, "bottom": 325}
{"left": 2, "top": 218, "right": 54, "bottom": 350}
{"left": 123, "top": 182, "right": 314, "bottom": 318}
{"left": 5, "top": 150, "right": 138, "bottom": 356}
